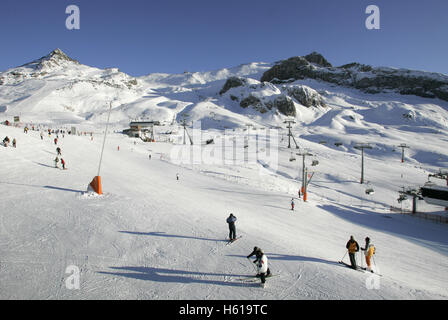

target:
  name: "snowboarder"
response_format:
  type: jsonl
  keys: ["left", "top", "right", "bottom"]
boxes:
{"left": 54, "top": 156, "right": 60, "bottom": 168}
{"left": 226, "top": 214, "right": 237, "bottom": 241}
{"left": 291, "top": 198, "right": 295, "bottom": 211}
{"left": 56, "top": 147, "right": 61, "bottom": 155}
{"left": 361, "top": 237, "right": 376, "bottom": 272}
{"left": 247, "top": 247, "right": 270, "bottom": 287}
{"left": 61, "top": 158, "right": 66, "bottom": 170}
{"left": 12, "top": 138, "right": 16, "bottom": 148}
{"left": 346, "top": 236, "right": 360, "bottom": 269}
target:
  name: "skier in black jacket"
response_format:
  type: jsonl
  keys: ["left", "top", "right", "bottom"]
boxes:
{"left": 345, "top": 236, "right": 360, "bottom": 269}
{"left": 226, "top": 214, "right": 237, "bottom": 241}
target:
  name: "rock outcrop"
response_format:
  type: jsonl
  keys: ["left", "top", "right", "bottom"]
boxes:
{"left": 261, "top": 53, "right": 448, "bottom": 102}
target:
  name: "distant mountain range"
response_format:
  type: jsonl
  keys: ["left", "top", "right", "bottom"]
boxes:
{"left": 0, "top": 49, "right": 447, "bottom": 131}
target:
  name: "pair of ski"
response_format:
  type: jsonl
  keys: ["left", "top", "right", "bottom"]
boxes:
{"left": 226, "top": 235, "right": 242, "bottom": 245}
{"left": 232, "top": 273, "right": 280, "bottom": 283}
{"left": 338, "top": 261, "right": 382, "bottom": 276}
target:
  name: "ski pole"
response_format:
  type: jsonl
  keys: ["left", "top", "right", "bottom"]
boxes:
{"left": 247, "top": 258, "right": 258, "bottom": 273}
{"left": 340, "top": 251, "right": 347, "bottom": 262}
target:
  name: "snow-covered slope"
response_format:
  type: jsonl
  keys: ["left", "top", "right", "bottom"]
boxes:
{"left": 0, "top": 122, "right": 447, "bottom": 299}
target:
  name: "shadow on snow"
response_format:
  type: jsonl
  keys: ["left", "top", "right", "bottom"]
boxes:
{"left": 118, "top": 231, "right": 227, "bottom": 243}
{"left": 319, "top": 204, "right": 448, "bottom": 257}
{"left": 97, "top": 266, "right": 258, "bottom": 288}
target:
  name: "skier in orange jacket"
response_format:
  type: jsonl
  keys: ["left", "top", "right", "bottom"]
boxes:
{"left": 361, "top": 237, "right": 376, "bottom": 272}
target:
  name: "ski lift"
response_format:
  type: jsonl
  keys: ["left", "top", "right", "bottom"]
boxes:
{"left": 365, "top": 183, "right": 375, "bottom": 195}
{"left": 311, "top": 154, "right": 319, "bottom": 166}
{"left": 397, "top": 194, "right": 407, "bottom": 203}
{"left": 289, "top": 152, "right": 296, "bottom": 162}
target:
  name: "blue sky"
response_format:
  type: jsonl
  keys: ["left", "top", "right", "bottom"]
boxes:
{"left": 0, "top": 0, "right": 447, "bottom": 76}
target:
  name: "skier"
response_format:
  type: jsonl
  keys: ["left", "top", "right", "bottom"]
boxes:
{"left": 291, "top": 198, "right": 295, "bottom": 211}
{"left": 247, "top": 247, "right": 270, "bottom": 287}
{"left": 12, "top": 138, "right": 16, "bottom": 148}
{"left": 176, "top": 173, "right": 179, "bottom": 181}
{"left": 148, "top": 154, "right": 152, "bottom": 160}
{"left": 61, "top": 158, "right": 66, "bottom": 170}
{"left": 3, "top": 136, "right": 10, "bottom": 147}
{"left": 54, "top": 137, "right": 58, "bottom": 145}
{"left": 54, "top": 156, "right": 60, "bottom": 168}
{"left": 226, "top": 213, "right": 237, "bottom": 241}
{"left": 56, "top": 147, "right": 61, "bottom": 155}
{"left": 361, "top": 237, "right": 376, "bottom": 272}
{"left": 345, "top": 235, "right": 360, "bottom": 269}
{"left": 40, "top": 132, "right": 43, "bottom": 140}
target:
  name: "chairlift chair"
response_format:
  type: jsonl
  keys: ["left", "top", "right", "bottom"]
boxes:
{"left": 365, "top": 183, "right": 375, "bottom": 195}
{"left": 289, "top": 152, "right": 296, "bottom": 162}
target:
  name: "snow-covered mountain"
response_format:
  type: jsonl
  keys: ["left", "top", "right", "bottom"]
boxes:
{"left": 1, "top": 49, "right": 447, "bottom": 300}
{"left": 1, "top": 49, "right": 448, "bottom": 166}
{"left": 1, "top": 49, "right": 447, "bottom": 130}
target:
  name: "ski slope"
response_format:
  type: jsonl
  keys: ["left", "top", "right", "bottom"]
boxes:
{"left": 0, "top": 124, "right": 447, "bottom": 299}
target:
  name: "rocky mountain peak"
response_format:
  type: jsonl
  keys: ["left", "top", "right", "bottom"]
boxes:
{"left": 19, "top": 48, "right": 79, "bottom": 71}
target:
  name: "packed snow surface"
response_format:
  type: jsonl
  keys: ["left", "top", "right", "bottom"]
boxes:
{"left": 0, "top": 50, "right": 447, "bottom": 299}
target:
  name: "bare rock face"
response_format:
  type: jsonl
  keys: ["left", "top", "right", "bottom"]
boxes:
{"left": 304, "top": 52, "right": 332, "bottom": 68}
{"left": 265, "top": 95, "right": 296, "bottom": 117}
{"left": 261, "top": 52, "right": 448, "bottom": 102}
{"left": 219, "top": 77, "right": 247, "bottom": 95}
{"left": 285, "top": 85, "right": 326, "bottom": 108}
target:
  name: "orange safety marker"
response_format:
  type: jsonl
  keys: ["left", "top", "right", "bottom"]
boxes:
{"left": 89, "top": 176, "right": 102, "bottom": 195}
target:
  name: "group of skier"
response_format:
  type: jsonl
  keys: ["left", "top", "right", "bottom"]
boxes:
{"left": 226, "top": 213, "right": 271, "bottom": 288}
{"left": 225, "top": 211, "right": 378, "bottom": 288}
{"left": 345, "top": 235, "right": 376, "bottom": 272}
{"left": 2, "top": 136, "right": 16, "bottom": 148}
{"left": 54, "top": 147, "right": 67, "bottom": 170}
